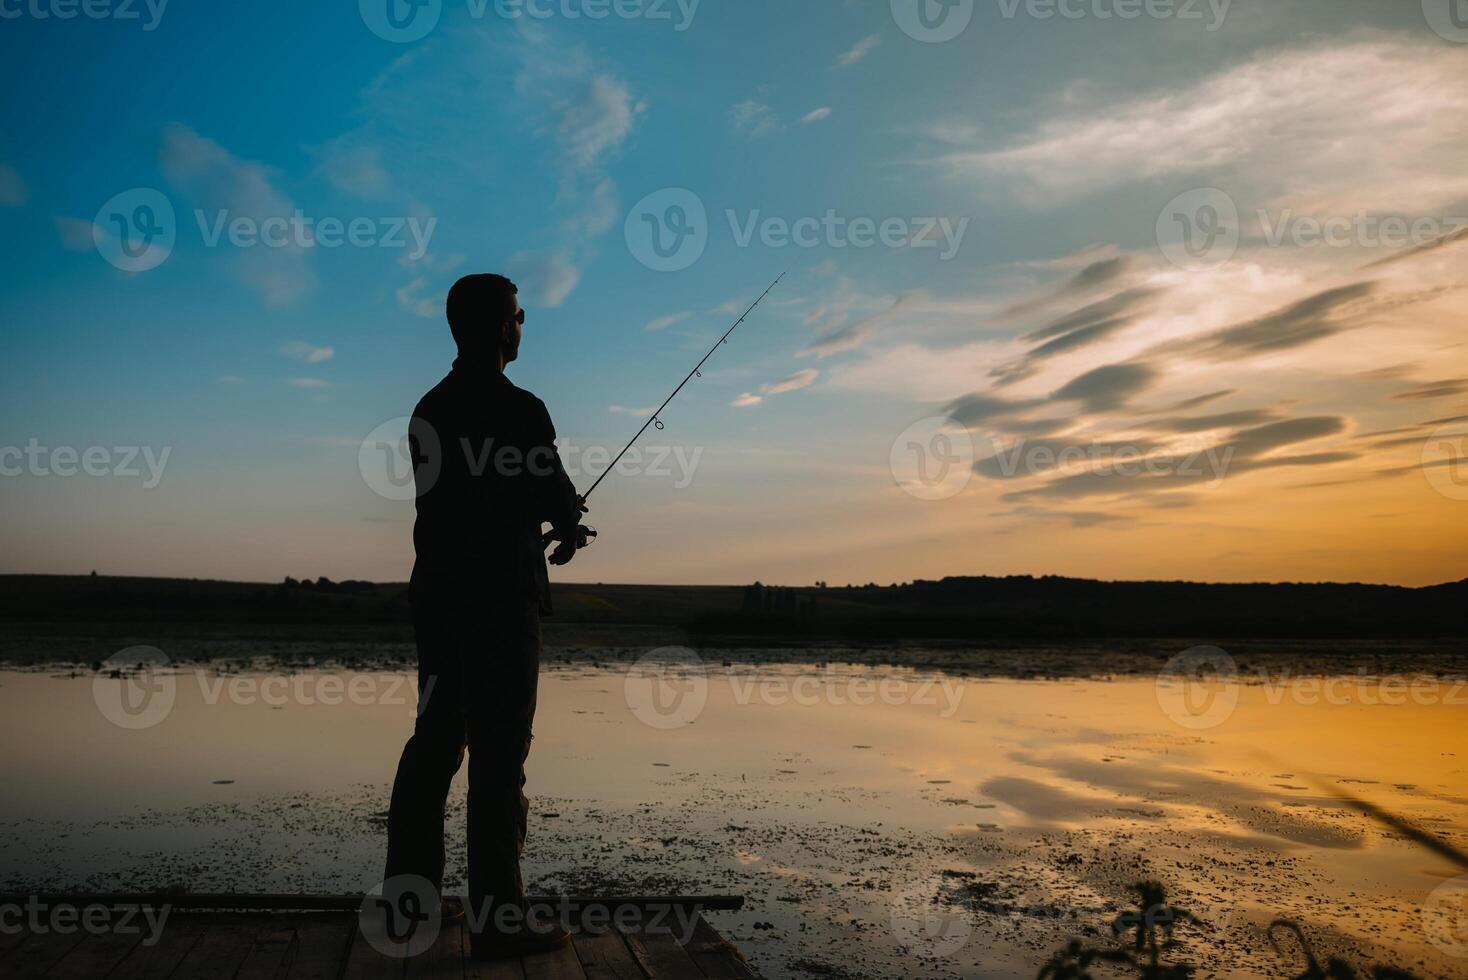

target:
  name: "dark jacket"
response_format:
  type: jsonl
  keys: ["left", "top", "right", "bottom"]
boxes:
{"left": 408, "top": 359, "right": 581, "bottom": 612}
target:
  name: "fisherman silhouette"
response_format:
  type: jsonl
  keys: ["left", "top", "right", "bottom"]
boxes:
{"left": 383, "top": 273, "right": 589, "bottom": 960}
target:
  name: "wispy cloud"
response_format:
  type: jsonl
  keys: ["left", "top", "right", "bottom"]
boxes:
{"left": 934, "top": 39, "right": 1468, "bottom": 212}
{"left": 1165, "top": 282, "right": 1376, "bottom": 361}
{"left": 801, "top": 292, "right": 921, "bottom": 359}
{"left": 161, "top": 124, "right": 315, "bottom": 307}
{"left": 1392, "top": 378, "right": 1467, "bottom": 401}
{"left": 835, "top": 34, "right": 881, "bottom": 68}
{"left": 731, "top": 99, "right": 780, "bottom": 139}
{"left": 507, "top": 249, "right": 580, "bottom": 308}
{"left": 731, "top": 392, "right": 763, "bottom": 408}
{"left": 279, "top": 341, "right": 335, "bottom": 364}
{"left": 763, "top": 369, "right": 820, "bottom": 395}
{"left": 801, "top": 107, "right": 832, "bottom": 125}
{"left": 54, "top": 216, "right": 95, "bottom": 251}
{"left": 396, "top": 276, "right": 442, "bottom": 318}
{"left": 315, "top": 141, "right": 391, "bottom": 199}
{"left": 512, "top": 28, "right": 642, "bottom": 302}
{"left": 0, "top": 163, "right": 26, "bottom": 206}
{"left": 285, "top": 377, "right": 332, "bottom": 389}
{"left": 646, "top": 312, "right": 691, "bottom": 332}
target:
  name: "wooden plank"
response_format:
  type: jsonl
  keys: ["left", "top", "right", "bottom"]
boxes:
{"left": 522, "top": 937, "right": 586, "bottom": 980}
{"left": 572, "top": 929, "right": 645, "bottom": 980}
{"left": 283, "top": 915, "right": 356, "bottom": 980}
{"left": 622, "top": 928, "right": 702, "bottom": 980}
{"left": 0, "top": 926, "right": 34, "bottom": 965}
{"left": 0, "top": 895, "right": 744, "bottom": 914}
{"left": 106, "top": 915, "right": 208, "bottom": 980}
{"left": 341, "top": 923, "right": 407, "bottom": 980}
{"left": 169, "top": 918, "right": 266, "bottom": 980}
{"left": 460, "top": 935, "right": 524, "bottom": 980}
{"left": 5, "top": 928, "right": 88, "bottom": 979}
{"left": 404, "top": 915, "right": 466, "bottom": 980}
{"left": 679, "top": 917, "right": 754, "bottom": 980}
{"left": 235, "top": 916, "right": 300, "bottom": 980}
{"left": 41, "top": 926, "right": 145, "bottom": 978}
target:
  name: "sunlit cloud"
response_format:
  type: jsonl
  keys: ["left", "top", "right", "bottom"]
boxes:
{"left": 934, "top": 39, "right": 1468, "bottom": 213}
{"left": 764, "top": 369, "right": 819, "bottom": 395}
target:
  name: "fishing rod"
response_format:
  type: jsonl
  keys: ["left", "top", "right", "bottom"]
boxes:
{"left": 544, "top": 271, "right": 786, "bottom": 551}
{"left": 588, "top": 270, "right": 786, "bottom": 500}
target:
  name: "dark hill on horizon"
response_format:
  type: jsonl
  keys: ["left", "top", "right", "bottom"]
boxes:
{"left": 0, "top": 573, "right": 1463, "bottom": 646}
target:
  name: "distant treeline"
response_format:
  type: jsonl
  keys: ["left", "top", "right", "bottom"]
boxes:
{"left": 710, "top": 577, "right": 1468, "bottom": 640}
{"left": 0, "top": 573, "right": 1463, "bottom": 641}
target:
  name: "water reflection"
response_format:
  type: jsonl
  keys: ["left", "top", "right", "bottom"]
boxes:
{"left": 0, "top": 663, "right": 1463, "bottom": 977}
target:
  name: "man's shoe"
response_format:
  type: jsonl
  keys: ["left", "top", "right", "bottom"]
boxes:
{"left": 470, "top": 925, "right": 573, "bottom": 961}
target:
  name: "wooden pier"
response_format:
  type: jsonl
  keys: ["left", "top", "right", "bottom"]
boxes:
{"left": 0, "top": 895, "right": 755, "bottom": 980}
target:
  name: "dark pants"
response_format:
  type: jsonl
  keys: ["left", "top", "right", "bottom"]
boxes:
{"left": 384, "top": 596, "right": 541, "bottom": 929}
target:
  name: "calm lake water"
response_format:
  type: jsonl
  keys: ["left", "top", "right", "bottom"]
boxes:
{"left": 1, "top": 661, "right": 1465, "bottom": 978}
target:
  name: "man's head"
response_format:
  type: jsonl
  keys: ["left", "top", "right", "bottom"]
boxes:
{"left": 447, "top": 273, "right": 523, "bottom": 365}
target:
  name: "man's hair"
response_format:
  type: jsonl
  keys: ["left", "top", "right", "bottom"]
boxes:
{"left": 446, "top": 274, "right": 519, "bottom": 352}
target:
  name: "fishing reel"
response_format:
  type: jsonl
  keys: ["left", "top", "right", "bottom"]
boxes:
{"left": 542, "top": 524, "right": 598, "bottom": 551}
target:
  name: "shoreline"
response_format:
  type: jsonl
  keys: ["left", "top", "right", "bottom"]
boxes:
{"left": 4, "top": 625, "right": 1467, "bottom": 679}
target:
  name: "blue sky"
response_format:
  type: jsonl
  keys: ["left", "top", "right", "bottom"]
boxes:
{"left": 2, "top": 0, "right": 1466, "bottom": 585}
